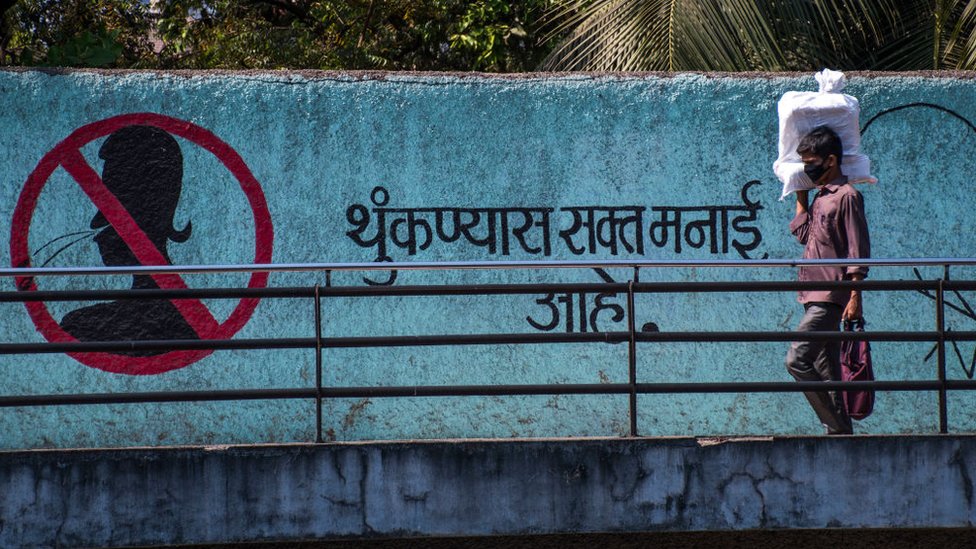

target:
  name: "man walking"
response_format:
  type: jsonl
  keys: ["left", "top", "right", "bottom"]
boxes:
{"left": 786, "top": 125, "right": 870, "bottom": 435}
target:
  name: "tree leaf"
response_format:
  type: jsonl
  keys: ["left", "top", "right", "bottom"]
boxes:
{"left": 540, "top": 0, "right": 967, "bottom": 71}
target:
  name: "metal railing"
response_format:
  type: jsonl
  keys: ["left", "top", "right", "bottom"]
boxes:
{"left": 2, "top": 257, "right": 976, "bottom": 441}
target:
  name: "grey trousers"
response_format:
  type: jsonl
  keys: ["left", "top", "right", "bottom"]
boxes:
{"left": 785, "top": 302, "right": 852, "bottom": 433}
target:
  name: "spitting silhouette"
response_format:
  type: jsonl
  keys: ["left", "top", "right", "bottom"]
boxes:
{"left": 60, "top": 125, "right": 197, "bottom": 355}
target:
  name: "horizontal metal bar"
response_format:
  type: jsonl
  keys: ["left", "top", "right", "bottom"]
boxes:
{"left": 0, "top": 338, "right": 318, "bottom": 354}
{"left": 657, "top": 331, "right": 976, "bottom": 343}
{"left": 318, "top": 282, "right": 630, "bottom": 297}
{"left": 634, "top": 331, "right": 955, "bottom": 343}
{"left": 4, "top": 330, "right": 974, "bottom": 354}
{"left": 0, "top": 333, "right": 627, "bottom": 354}
{"left": 0, "top": 287, "right": 317, "bottom": 302}
{"left": 0, "top": 279, "right": 952, "bottom": 303}
{"left": 944, "top": 281, "right": 976, "bottom": 291}
{"left": 633, "top": 280, "right": 938, "bottom": 293}
{"left": 324, "top": 333, "right": 629, "bottom": 347}
{"left": 634, "top": 380, "right": 954, "bottom": 393}
{"left": 305, "top": 279, "right": 952, "bottom": 297}
{"left": 633, "top": 331, "right": 976, "bottom": 343}
{"left": 324, "top": 380, "right": 970, "bottom": 396}
{"left": 5, "top": 380, "right": 976, "bottom": 408}
{"left": 331, "top": 330, "right": 956, "bottom": 347}
{"left": 0, "top": 283, "right": 631, "bottom": 302}
{"left": 0, "top": 388, "right": 317, "bottom": 407}
{"left": 3, "top": 257, "right": 976, "bottom": 278}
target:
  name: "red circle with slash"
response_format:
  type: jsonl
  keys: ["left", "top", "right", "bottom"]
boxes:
{"left": 10, "top": 113, "right": 274, "bottom": 375}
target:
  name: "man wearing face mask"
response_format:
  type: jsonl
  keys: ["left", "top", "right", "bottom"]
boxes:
{"left": 785, "top": 125, "right": 870, "bottom": 435}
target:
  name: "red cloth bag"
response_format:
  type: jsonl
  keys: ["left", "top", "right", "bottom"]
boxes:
{"left": 841, "top": 319, "right": 875, "bottom": 420}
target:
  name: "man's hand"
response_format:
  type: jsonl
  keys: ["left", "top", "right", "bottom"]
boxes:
{"left": 843, "top": 273, "right": 864, "bottom": 321}
{"left": 843, "top": 291, "right": 862, "bottom": 321}
{"left": 795, "top": 189, "right": 809, "bottom": 216}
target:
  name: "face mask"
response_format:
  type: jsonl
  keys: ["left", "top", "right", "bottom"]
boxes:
{"left": 803, "top": 160, "right": 828, "bottom": 183}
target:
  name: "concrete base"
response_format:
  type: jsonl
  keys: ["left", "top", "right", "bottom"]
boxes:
{"left": 2, "top": 436, "right": 974, "bottom": 548}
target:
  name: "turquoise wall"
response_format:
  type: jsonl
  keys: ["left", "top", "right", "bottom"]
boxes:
{"left": 2, "top": 69, "right": 975, "bottom": 448}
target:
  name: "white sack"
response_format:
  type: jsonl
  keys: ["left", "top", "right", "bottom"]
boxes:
{"left": 773, "top": 69, "right": 876, "bottom": 200}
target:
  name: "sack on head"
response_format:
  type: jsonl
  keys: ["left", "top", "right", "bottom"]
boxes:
{"left": 773, "top": 69, "right": 877, "bottom": 200}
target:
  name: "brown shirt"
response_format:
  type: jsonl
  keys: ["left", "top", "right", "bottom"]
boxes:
{"left": 789, "top": 177, "right": 870, "bottom": 306}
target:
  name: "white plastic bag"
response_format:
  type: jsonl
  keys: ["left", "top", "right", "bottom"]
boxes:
{"left": 773, "top": 69, "right": 876, "bottom": 200}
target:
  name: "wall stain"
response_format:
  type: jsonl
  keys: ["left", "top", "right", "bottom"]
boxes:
{"left": 951, "top": 446, "right": 974, "bottom": 508}
{"left": 343, "top": 399, "right": 372, "bottom": 429}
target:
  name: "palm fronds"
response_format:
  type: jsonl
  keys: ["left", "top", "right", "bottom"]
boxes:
{"left": 541, "top": 0, "right": 976, "bottom": 71}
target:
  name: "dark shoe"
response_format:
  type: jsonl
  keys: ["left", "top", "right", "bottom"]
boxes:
{"left": 825, "top": 412, "right": 853, "bottom": 435}
{"left": 826, "top": 423, "right": 853, "bottom": 435}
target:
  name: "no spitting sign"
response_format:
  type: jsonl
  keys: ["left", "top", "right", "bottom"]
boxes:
{"left": 10, "top": 113, "right": 274, "bottom": 375}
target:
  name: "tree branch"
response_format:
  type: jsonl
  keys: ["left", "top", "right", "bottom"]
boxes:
{"left": 247, "top": 0, "right": 330, "bottom": 37}
{"left": 0, "top": 0, "right": 17, "bottom": 64}
{"left": 357, "top": 0, "right": 375, "bottom": 48}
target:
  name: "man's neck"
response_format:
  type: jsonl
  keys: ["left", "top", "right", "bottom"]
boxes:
{"left": 818, "top": 173, "right": 847, "bottom": 189}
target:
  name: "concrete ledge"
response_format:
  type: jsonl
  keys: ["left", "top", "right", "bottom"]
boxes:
{"left": 2, "top": 436, "right": 974, "bottom": 548}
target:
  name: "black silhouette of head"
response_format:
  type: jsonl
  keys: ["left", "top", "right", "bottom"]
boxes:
{"left": 60, "top": 125, "right": 199, "bottom": 354}
{"left": 91, "top": 125, "right": 192, "bottom": 266}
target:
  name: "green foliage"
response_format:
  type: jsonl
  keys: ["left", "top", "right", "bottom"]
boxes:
{"left": 448, "top": 0, "right": 540, "bottom": 71}
{"left": 0, "top": 0, "right": 556, "bottom": 71}
{"left": 1, "top": 0, "right": 152, "bottom": 67}
{"left": 540, "top": 0, "right": 976, "bottom": 71}
{"left": 147, "top": 0, "right": 554, "bottom": 71}
{"left": 43, "top": 28, "right": 123, "bottom": 67}
{"left": 4, "top": 0, "right": 976, "bottom": 71}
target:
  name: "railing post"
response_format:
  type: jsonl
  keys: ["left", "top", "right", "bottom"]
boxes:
{"left": 937, "top": 267, "right": 949, "bottom": 433}
{"left": 314, "top": 282, "right": 324, "bottom": 443}
{"left": 627, "top": 278, "right": 638, "bottom": 437}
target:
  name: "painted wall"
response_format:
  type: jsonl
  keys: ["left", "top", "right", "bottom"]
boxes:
{"left": 2, "top": 69, "right": 976, "bottom": 448}
{"left": 4, "top": 436, "right": 976, "bottom": 547}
